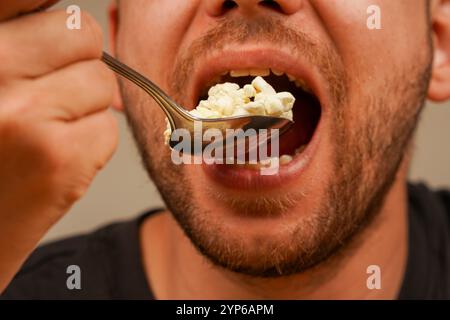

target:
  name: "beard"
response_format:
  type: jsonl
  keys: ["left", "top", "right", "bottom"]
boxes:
{"left": 119, "top": 16, "right": 432, "bottom": 277}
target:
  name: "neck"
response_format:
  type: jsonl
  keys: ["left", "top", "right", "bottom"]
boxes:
{"left": 141, "top": 175, "right": 408, "bottom": 300}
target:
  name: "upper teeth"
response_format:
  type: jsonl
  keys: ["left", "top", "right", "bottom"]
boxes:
{"left": 230, "top": 70, "right": 251, "bottom": 77}
{"left": 227, "top": 69, "right": 312, "bottom": 93}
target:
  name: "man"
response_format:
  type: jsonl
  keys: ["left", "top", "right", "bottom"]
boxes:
{"left": 0, "top": 0, "right": 449, "bottom": 300}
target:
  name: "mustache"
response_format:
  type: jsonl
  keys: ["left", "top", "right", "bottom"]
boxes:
{"left": 169, "top": 15, "right": 347, "bottom": 108}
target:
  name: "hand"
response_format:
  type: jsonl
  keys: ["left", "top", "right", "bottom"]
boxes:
{"left": 0, "top": 1, "right": 119, "bottom": 292}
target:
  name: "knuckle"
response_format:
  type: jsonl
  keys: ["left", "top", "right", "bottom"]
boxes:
{"left": 46, "top": 153, "right": 91, "bottom": 207}
{"left": 102, "top": 112, "right": 119, "bottom": 138}
{"left": 0, "top": 113, "right": 63, "bottom": 181}
{"left": 0, "top": 112, "right": 22, "bottom": 139}
{"left": 0, "top": 21, "right": 18, "bottom": 74}
{"left": 79, "top": 11, "right": 103, "bottom": 58}
{"left": 90, "top": 60, "right": 114, "bottom": 82}
{"left": 101, "top": 109, "right": 118, "bottom": 130}
{"left": 0, "top": 84, "right": 42, "bottom": 115}
{"left": 0, "top": 93, "right": 35, "bottom": 133}
{"left": 48, "top": 170, "right": 88, "bottom": 207}
{"left": 100, "top": 69, "right": 116, "bottom": 99}
{"left": 40, "top": 136, "right": 90, "bottom": 205}
{"left": 60, "top": 184, "right": 86, "bottom": 206}
{"left": 0, "top": 44, "right": 12, "bottom": 81}
{"left": 99, "top": 113, "right": 119, "bottom": 166}
{"left": 87, "top": 61, "right": 116, "bottom": 103}
{"left": 42, "top": 135, "right": 71, "bottom": 174}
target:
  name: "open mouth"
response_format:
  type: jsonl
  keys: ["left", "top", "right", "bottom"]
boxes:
{"left": 196, "top": 69, "right": 322, "bottom": 166}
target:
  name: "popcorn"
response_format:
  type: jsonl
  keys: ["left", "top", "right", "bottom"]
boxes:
{"left": 276, "top": 92, "right": 295, "bottom": 111}
{"left": 244, "top": 100, "right": 265, "bottom": 114}
{"left": 243, "top": 84, "right": 256, "bottom": 98}
{"left": 265, "top": 96, "right": 285, "bottom": 115}
{"left": 252, "top": 76, "right": 276, "bottom": 95}
{"left": 164, "top": 76, "right": 295, "bottom": 144}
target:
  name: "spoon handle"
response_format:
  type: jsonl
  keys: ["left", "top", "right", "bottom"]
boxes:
{"left": 101, "top": 52, "right": 178, "bottom": 119}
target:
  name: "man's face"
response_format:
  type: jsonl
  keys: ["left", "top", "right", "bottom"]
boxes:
{"left": 115, "top": 0, "right": 432, "bottom": 276}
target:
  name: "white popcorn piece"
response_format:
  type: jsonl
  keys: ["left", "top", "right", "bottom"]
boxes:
{"left": 214, "top": 96, "right": 234, "bottom": 115}
{"left": 237, "top": 90, "right": 251, "bottom": 104}
{"left": 264, "top": 96, "right": 284, "bottom": 115}
{"left": 208, "top": 82, "right": 239, "bottom": 97}
{"left": 283, "top": 110, "right": 293, "bottom": 121}
{"left": 243, "top": 84, "right": 256, "bottom": 98}
{"left": 222, "top": 103, "right": 236, "bottom": 116}
{"left": 195, "top": 107, "right": 221, "bottom": 118}
{"left": 252, "top": 76, "right": 276, "bottom": 95}
{"left": 232, "top": 108, "right": 251, "bottom": 117}
{"left": 253, "top": 92, "right": 266, "bottom": 102}
{"left": 197, "top": 100, "right": 212, "bottom": 110}
{"left": 276, "top": 92, "right": 295, "bottom": 112}
{"left": 244, "top": 100, "right": 266, "bottom": 114}
{"left": 163, "top": 118, "right": 172, "bottom": 143}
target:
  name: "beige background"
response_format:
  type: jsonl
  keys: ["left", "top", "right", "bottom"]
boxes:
{"left": 42, "top": 0, "right": 450, "bottom": 242}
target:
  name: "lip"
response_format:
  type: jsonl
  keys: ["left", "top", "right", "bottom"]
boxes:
{"left": 201, "top": 121, "right": 322, "bottom": 190}
{"left": 192, "top": 45, "right": 329, "bottom": 191}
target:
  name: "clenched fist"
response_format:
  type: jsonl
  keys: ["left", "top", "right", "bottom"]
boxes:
{"left": 0, "top": 1, "right": 118, "bottom": 292}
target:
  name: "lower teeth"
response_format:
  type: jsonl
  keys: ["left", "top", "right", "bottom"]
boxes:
{"left": 280, "top": 155, "right": 293, "bottom": 165}
{"left": 230, "top": 144, "right": 307, "bottom": 169}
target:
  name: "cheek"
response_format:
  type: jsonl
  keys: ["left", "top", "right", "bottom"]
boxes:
{"left": 117, "top": 1, "right": 201, "bottom": 90}
{"left": 120, "top": 82, "right": 168, "bottom": 156}
{"left": 312, "top": 0, "right": 429, "bottom": 78}
{"left": 142, "top": 108, "right": 168, "bottom": 154}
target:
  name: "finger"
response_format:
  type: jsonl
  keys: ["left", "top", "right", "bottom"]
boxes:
{"left": 32, "top": 59, "right": 116, "bottom": 121}
{"left": 0, "top": 0, "right": 59, "bottom": 21}
{"left": 67, "top": 109, "right": 118, "bottom": 172}
{"left": 0, "top": 9, "right": 103, "bottom": 79}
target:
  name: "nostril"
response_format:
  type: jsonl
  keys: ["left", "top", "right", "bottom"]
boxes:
{"left": 222, "top": 0, "right": 238, "bottom": 13}
{"left": 259, "top": 0, "right": 283, "bottom": 12}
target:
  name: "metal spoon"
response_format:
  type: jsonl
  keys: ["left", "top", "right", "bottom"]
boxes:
{"left": 101, "top": 52, "right": 293, "bottom": 154}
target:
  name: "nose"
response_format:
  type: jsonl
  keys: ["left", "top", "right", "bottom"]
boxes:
{"left": 205, "top": 0, "right": 303, "bottom": 17}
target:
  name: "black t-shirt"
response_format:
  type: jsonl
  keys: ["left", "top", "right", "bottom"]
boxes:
{"left": 1, "top": 183, "right": 449, "bottom": 299}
